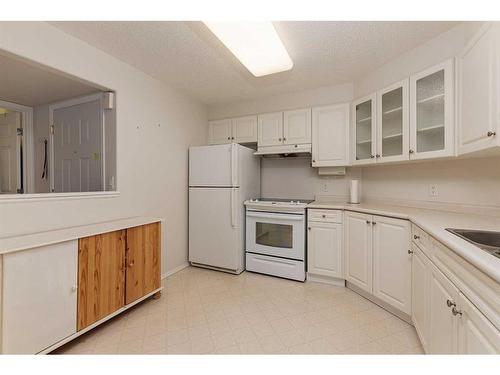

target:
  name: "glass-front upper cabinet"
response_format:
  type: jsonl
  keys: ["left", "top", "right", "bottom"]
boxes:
{"left": 352, "top": 94, "right": 376, "bottom": 165}
{"left": 410, "top": 59, "right": 454, "bottom": 159}
{"left": 377, "top": 79, "right": 409, "bottom": 162}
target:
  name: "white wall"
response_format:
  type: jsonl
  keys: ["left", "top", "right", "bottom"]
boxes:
{"left": 261, "top": 157, "right": 361, "bottom": 200}
{"left": 208, "top": 82, "right": 353, "bottom": 120}
{"left": 0, "top": 22, "right": 208, "bottom": 276}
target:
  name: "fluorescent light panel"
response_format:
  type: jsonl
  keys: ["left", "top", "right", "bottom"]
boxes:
{"left": 203, "top": 21, "right": 293, "bottom": 77}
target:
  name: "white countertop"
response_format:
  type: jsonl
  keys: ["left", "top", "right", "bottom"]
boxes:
{"left": 308, "top": 199, "right": 500, "bottom": 284}
{"left": 0, "top": 216, "right": 162, "bottom": 255}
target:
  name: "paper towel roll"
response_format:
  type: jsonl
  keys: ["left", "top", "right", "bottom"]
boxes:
{"left": 350, "top": 180, "right": 360, "bottom": 204}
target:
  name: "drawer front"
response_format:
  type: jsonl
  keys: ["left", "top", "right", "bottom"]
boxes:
{"left": 308, "top": 209, "right": 343, "bottom": 223}
{"left": 246, "top": 253, "right": 305, "bottom": 281}
{"left": 412, "top": 224, "right": 432, "bottom": 257}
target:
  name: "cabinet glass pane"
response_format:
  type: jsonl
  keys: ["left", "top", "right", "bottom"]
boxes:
{"left": 256, "top": 222, "right": 292, "bottom": 249}
{"left": 416, "top": 70, "right": 445, "bottom": 153}
{"left": 381, "top": 87, "right": 403, "bottom": 157}
{"left": 355, "top": 100, "right": 373, "bottom": 160}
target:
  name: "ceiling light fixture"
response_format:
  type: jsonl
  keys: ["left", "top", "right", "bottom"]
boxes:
{"left": 203, "top": 21, "right": 293, "bottom": 77}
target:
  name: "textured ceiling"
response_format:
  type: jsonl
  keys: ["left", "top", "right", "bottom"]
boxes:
{"left": 0, "top": 52, "right": 100, "bottom": 107}
{"left": 50, "top": 21, "right": 458, "bottom": 106}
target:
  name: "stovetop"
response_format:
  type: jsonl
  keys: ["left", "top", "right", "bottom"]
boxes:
{"left": 244, "top": 198, "right": 313, "bottom": 213}
{"left": 247, "top": 198, "right": 314, "bottom": 205}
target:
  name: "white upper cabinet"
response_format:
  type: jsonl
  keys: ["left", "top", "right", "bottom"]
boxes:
{"left": 312, "top": 104, "right": 349, "bottom": 167}
{"left": 344, "top": 211, "right": 373, "bottom": 293}
{"left": 377, "top": 79, "right": 410, "bottom": 163}
{"left": 232, "top": 115, "right": 258, "bottom": 143}
{"left": 409, "top": 59, "right": 454, "bottom": 160}
{"left": 283, "top": 108, "right": 311, "bottom": 145}
{"left": 208, "top": 119, "right": 232, "bottom": 145}
{"left": 258, "top": 112, "right": 283, "bottom": 146}
{"left": 352, "top": 94, "right": 377, "bottom": 165}
{"left": 457, "top": 23, "right": 500, "bottom": 155}
{"left": 457, "top": 291, "right": 500, "bottom": 354}
{"left": 372, "top": 215, "right": 412, "bottom": 315}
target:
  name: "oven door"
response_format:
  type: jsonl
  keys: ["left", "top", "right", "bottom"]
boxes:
{"left": 246, "top": 210, "right": 305, "bottom": 260}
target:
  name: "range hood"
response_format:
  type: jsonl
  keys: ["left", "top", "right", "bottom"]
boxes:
{"left": 253, "top": 143, "right": 311, "bottom": 156}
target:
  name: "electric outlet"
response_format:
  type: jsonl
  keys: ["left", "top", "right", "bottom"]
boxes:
{"left": 429, "top": 184, "right": 438, "bottom": 197}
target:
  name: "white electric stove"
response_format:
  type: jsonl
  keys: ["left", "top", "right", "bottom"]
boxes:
{"left": 244, "top": 198, "right": 313, "bottom": 281}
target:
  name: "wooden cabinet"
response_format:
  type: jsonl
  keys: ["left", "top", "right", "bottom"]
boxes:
{"left": 372, "top": 215, "right": 411, "bottom": 315}
{"left": 428, "top": 263, "right": 459, "bottom": 354}
{"left": 77, "top": 230, "right": 126, "bottom": 330}
{"left": 344, "top": 211, "right": 373, "bottom": 293}
{"left": 376, "top": 79, "right": 409, "bottom": 163}
{"left": 208, "top": 119, "right": 232, "bottom": 144}
{"left": 2, "top": 241, "right": 78, "bottom": 354}
{"left": 352, "top": 94, "right": 377, "bottom": 165}
{"left": 411, "top": 244, "right": 430, "bottom": 351}
{"left": 312, "top": 104, "right": 349, "bottom": 167}
{"left": 457, "top": 23, "right": 500, "bottom": 156}
{"left": 307, "top": 210, "right": 343, "bottom": 280}
{"left": 258, "top": 112, "right": 283, "bottom": 146}
{"left": 232, "top": 116, "right": 258, "bottom": 143}
{"left": 125, "top": 223, "right": 161, "bottom": 304}
{"left": 457, "top": 291, "right": 500, "bottom": 354}
{"left": 409, "top": 59, "right": 454, "bottom": 160}
{"left": 283, "top": 108, "right": 311, "bottom": 145}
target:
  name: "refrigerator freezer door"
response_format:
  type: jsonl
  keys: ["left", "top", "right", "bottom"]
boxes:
{"left": 189, "top": 187, "right": 240, "bottom": 271}
{"left": 189, "top": 144, "right": 238, "bottom": 187}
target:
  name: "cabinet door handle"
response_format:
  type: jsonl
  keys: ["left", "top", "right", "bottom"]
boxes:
{"left": 308, "top": 227, "right": 311, "bottom": 231}
{"left": 312, "top": 159, "right": 316, "bottom": 163}
{"left": 71, "top": 286, "right": 78, "bottom": 293}
{"left": 372, "top": 222, "right": 376, "bottom": 225}
{"left": 452, "top": 307, "right": 462, "bottom": 316}
{"left": 446, "top": 299, "right": 456, "bottom": 308}
{"left": 370, "top": 154, "right": 375, "bottom": 158}
{"left": 409, "top": 149, "right": 414, "bottom": 154}
{"left": 413, "top": 234, "right": 420, "bottom": 240}
{"left": 283, "top": 137, "right": 287, "bottom": 142}
{"left": 322, "top": 214, "right": 326, "bottom": 218}
{"left": 231, "top": 136, "right": 235, "bottom": 140}
{"left": 227, "top": 136, "right": 231, "bottom": 140}
{"left": 487, "top": 131, "right": 496, "bottom": 137}
{"left": 128, "top": 261, "right": 135, "bottom": 268}
{"left": 366, "top": 220, "right": 371, "bottom": 224}
{"left": 376, "top": 154, "right": 381, "bottom": 158}
{"left": 408, "top": 249, "right": 413, "bottom": 254}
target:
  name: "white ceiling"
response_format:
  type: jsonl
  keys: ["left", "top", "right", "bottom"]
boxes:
{"left": 0, "top": 52, "right": 101, "bottom": 107}
{"left": 50, "top": 21, "right": 458, "bottom": 106}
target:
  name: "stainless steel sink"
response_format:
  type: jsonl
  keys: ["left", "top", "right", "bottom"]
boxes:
{"left": 446, "top": 228, "right": 500, "bottom": 259}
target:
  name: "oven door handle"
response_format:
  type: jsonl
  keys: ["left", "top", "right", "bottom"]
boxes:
{"left": 246, "top": 211, "right": 304, "bottom": 221}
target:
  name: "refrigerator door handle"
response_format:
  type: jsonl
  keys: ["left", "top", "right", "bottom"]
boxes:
{"left": 230, "top": 188, "right": 237, "bottom": 228}
{"left": 230, "top": 143, "right": 237, "bottom": 187}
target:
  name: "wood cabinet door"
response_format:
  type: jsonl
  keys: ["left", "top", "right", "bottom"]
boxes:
{"left": 232, "top": 116, "right": 257, "bottom": 143}
{"left": 428, "top": 263, "right": 459, "bottom": 354}
{"left": 311, "top": 104, "right": 349, "bottom": 167}
{"left": 372, "top": 215, "right": 412, "bottom": 314}
{"left": 344, "top": 211, "right": 373, "bottom": 293}
{"left": 457, "top": 292, "right": 500, "bottom": 354}
{"left": 411, "top": 245, "right": 430, "bottom": 351}
{"left": 125, "top": 223, "right": 161, "bottom": 304}
{"left": 77, "top": 230, "right": 125, "bottom": 331}
{"left": 257, "top": 112, "right": 283, "bottom": 146}
{"left": 307, "top": 221, "right": 343, "bottom": 279}
{"left": 457, "top": 23, "right": 500, "bottom": 155}
{"left": 208, "top": 119, "right": 232, "bottom": 144}
{"left": 283, "top": 108, "right": 311, "bottom": 145}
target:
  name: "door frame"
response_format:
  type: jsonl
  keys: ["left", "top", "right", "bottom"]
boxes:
{"left": 0, "top": 99, "right": 34, "bottom": 194}
{"left": 49, "top": 93, "right": 105, "bottom": 193}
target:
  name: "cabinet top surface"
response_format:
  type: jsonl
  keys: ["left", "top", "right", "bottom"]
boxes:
{"left": 0, "top": 216, "right": 162, "bottom": 255}
{"left": 308, "top": 200, "right": 500, "bottom": 284}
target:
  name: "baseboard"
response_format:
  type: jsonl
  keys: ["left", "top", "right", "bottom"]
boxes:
{"left": 161, "top": 262, "right": 189, "bottom": 280}
{"left": 307, "top": 273, "right": 346, "bottom": 287}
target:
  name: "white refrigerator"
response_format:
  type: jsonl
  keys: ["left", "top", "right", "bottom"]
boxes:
{"left": 189, "top": 143, "right": 260, "bottom": 273}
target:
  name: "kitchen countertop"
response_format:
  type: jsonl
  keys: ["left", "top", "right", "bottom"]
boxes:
{"left": 308, "top": 199, "right": 500, "bottom": 284}
{"left": 0, "top": 216, "right": 162, "bottom": 255}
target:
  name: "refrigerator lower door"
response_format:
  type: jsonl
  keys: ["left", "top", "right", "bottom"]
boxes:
{"left": 189, "top": 144, "right": 237, "bottom": 187}
{"left": 189, "top": 187, "right": 240, "bottom": 271}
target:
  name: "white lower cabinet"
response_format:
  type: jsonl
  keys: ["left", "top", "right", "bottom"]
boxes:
{"left": 457, "top": 291, "right": 500, "bottom": 354}
{"left": 1, "top": 241, "right": 78, "bottom": 354}
{"left": 307, "top": 219, "right": 342, "bottom": 279}
{"left": 428, "top": 263, "right": 459, "bottom": 354}
{"left": 372, "top": 216, "right": 411, "bottom": 315}
{"left": 344, "top": 211, "right": 373, "bottom": 293}
{"left": 411, "top": 245, "right": 431, "bottom": 351}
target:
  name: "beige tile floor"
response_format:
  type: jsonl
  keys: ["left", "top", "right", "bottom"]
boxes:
{"left": 54, "top": 266, "right": 424, "bottom": 355}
